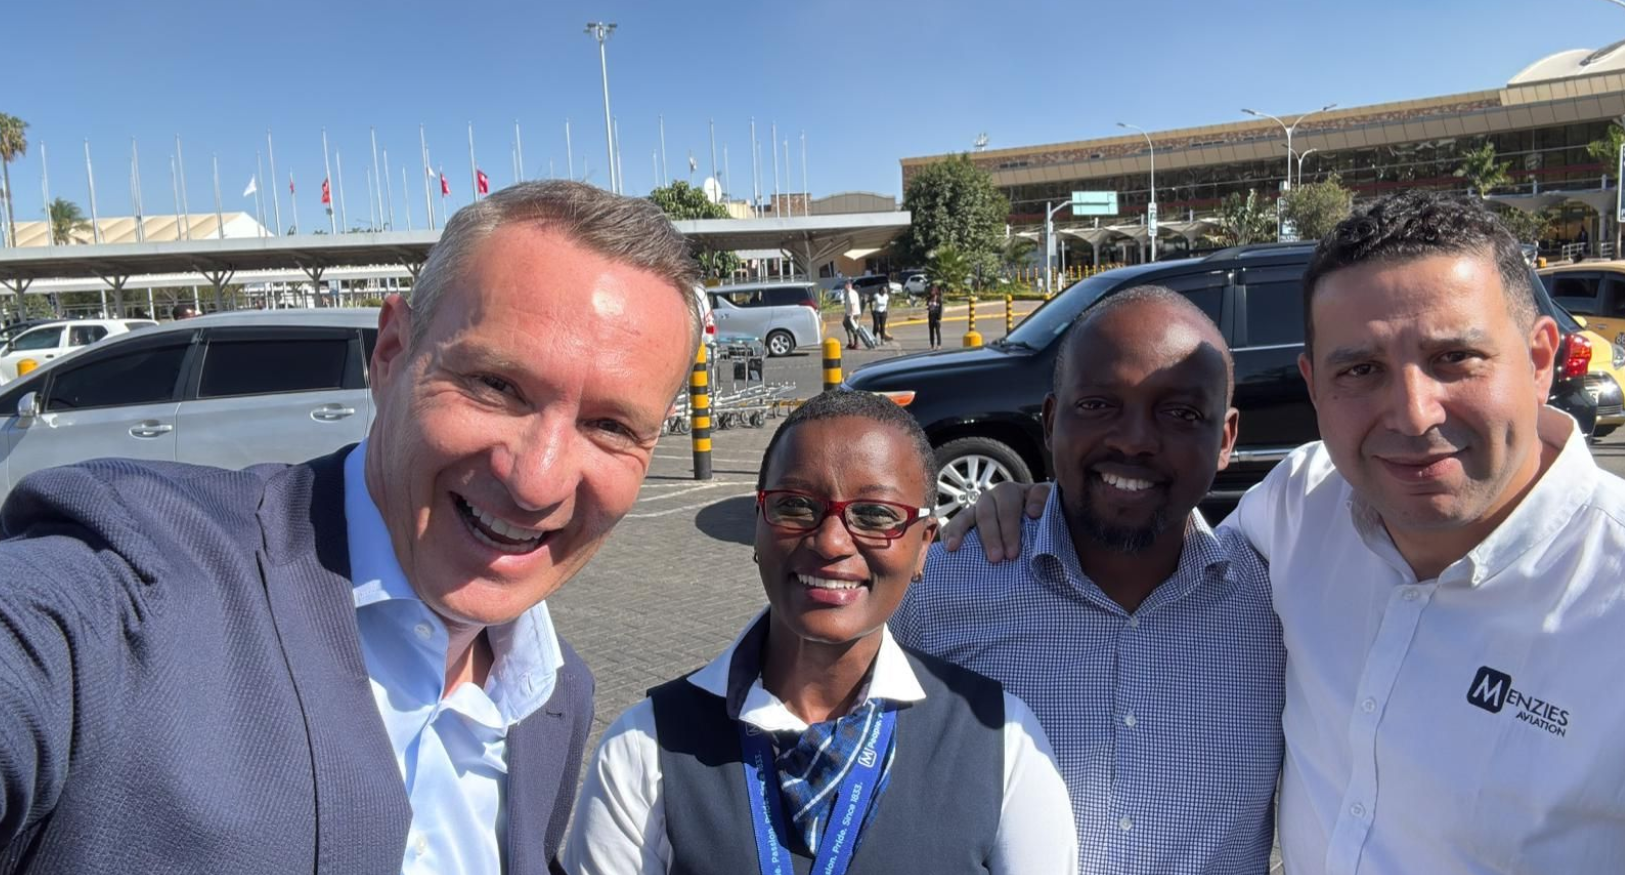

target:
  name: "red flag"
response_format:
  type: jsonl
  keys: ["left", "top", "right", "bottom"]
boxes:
{"left": 476, "top": 169, "right": 489, "bottom": 195}
{"left": 289, "top": 179, "right": 296, "bottom": 195}
{"left": 320, "top": 178, "right": 331, "bottom": 205}
{"left": 440, "top": 173, "right": 450, "bottom": 196}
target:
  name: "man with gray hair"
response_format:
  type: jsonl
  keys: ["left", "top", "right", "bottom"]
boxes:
{"left": 0, "top": 181, "right": 705, "bottom": 874}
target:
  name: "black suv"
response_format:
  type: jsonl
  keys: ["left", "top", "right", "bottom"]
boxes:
{"left": 844, "top": 243, "right": 1598, "bottom": 516}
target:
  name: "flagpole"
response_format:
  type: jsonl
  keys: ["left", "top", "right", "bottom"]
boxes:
{"left": 134, "top": 140, "right": 147, "bottom": 238}
{"left": 512, "top": 145, "right": 520, "bottom": 185}
{"left": 565, "top": 119, "right": 575, "bottom": 182}
{"left": 254, "top": 151, "right": 266, "bottom": 237}
{"left": 439, "top": 164, "right": 447, "bottom": 216}
{"left": 401, "top": 165, "right": 413, "bottom": 231}
{"left": 383, "top": 147, "right": 395, "bottom": 231}
{"left": 321, "top": 128, "right": 336, "bottom": 234}
{"left": 800, "top": 131, "right": 808, "bottom": 217}
{"left": 659, "top": 114, "right": 668, "bottom": 185}
{"left": 515, "top": 120, "right": 525, "bottom": 182}
{"left": 420, "top": 124, "right": 434, "bottom": 231}
{"left": 652, "top": 151, "right": 659, "bottom": 194}
{"left": 176, "top": 134, "right": 193, "bottom": 239}
{"left": 750, "top": 117, "right": 760, "bottom": 218}
{"left": 370, "top": 127, "right": 383, "bottom": 230}
{"left": 267, "top": 129, "right": 284, "bottom": 235}
{"left": 784, "top": 139, "right": 792, "bottom": 215}
{"left": 586, "top": 22, "right": 618, "bottom": 194}
{"left": 468, "top": 122, "right": 478, "bottom": 202}
{"left": 709, "top": 119, "right": 718, "bottom": 186}
{"left": 771, "top": 121, "right": 780, "bottom": 217}
{"left": 211, "top": 153, "right": 225, "bottom": 239}
{"left": 289, "top": 170, "right": 300, "bottom": 235}
{"left": 613, "top": 117, "right": 624, "bottom": 194}
{"left": 364, "top": 170, "right": 375, "bottom": 233}
{"left": 723, "top": 144, "right": 731, "bottom": 202}
{"left": 85, "top": 140, "right": 103, "bottom": 244}
{"left": 39, "top": 141, "right": 51, "bottom": 247}
{"left": 169, "top": 154, "right": 183, "bottom": 240}
{"left": 131, "top": 139, "right": 146, "bottom": 243}
{"left": 336, "top": 151, "right": 349, "bottom": 231}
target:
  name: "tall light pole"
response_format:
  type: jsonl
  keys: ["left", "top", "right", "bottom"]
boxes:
{"left": 1243, "top": 103, "right": 1337, "bottom": 189}
{"left": 1293, "top": 147, "right": 1319, "bottom": 183}
{"left": 1117, "top": 122, "right": 1157, "bottom": 262}
{"left": 585, "top": 22, "right": 619, "bottom": 193}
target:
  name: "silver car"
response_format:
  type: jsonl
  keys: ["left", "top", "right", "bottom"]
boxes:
{"left": 0, "top": 308, "right": 379, "bottom": 502}
{"left": 706, "top": 282, "right": 824, "bottom": 356}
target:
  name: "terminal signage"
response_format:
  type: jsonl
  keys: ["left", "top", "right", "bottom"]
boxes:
{"left": 1071, "top": 191, "right": 1118, "bottom": 216}
{"left": 1147, "top": 202, "right": 1159, "bottom": 237}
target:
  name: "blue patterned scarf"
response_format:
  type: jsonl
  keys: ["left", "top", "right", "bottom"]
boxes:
{"left": 771, "top": 698, "right": 896, "bottom": 855}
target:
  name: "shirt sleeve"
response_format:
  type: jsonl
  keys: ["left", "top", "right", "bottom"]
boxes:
{"left": 561, "top": 700, "right": 670, "bottom": 875}
{"left": 989, "top": 691, "right": 1079, "bottom": 875}
{"left": 1219, "top": 441, "right": 1327, "bottom": 563}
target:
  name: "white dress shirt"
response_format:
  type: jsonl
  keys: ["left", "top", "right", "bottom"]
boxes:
{"left": 1226, "top": 407, "right": 1625, "bottom": 874}
{"left": 562, "top": 609, "right": 1079, "bottom": 874}
{"left": 344, "top": 441, "right": 565, "bottom": 874}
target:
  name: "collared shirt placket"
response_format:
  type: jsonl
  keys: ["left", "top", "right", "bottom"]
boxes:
{"left": 1324, "top": 573, "right": 1441, "bottom": 875}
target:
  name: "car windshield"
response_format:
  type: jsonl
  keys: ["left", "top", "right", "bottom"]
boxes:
{"left": 1003, "top": 271, "right": 1134, "bottom": 348}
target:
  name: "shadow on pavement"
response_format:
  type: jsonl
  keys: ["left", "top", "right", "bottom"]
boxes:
{"left": 695, "top": 494, "right": 757, "bottom": 545}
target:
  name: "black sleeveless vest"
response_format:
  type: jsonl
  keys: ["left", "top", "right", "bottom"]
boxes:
{"left": 648, "top": 639, "right": 1005, "bottom": 875}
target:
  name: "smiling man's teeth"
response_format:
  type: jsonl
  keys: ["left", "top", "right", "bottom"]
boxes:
{"left": 1100, "top": 472, "right": 1154, "bottom": 492}
{"left": 462, "top": 497, "right": 544, "bottom": 543}
{"left": 796, "top": 574, "right": 864, "bottom": 591}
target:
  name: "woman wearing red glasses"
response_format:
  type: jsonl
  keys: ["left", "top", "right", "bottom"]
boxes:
{"left": 564, "top": 390, "right": 1076, "bottom": 875}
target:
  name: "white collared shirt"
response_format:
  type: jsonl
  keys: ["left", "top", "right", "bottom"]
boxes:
{"left": 344, "top": 441, "right": 566, "bottom": 874}
{"left": 1227, "top": 407, "right": 1625, "bottom": 874}
{"left": 562, "top": 610, "right": 1078, "bottom": 875}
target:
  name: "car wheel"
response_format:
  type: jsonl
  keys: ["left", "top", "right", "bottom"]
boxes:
{"left": 933, "top": 437, "right": 1034, "bottom": 520}
{"left": 766, "top": 330, "right": 794, "bottom": 357}
{"left": 1596, "top": 424, "right": 1617, "bottom": 439}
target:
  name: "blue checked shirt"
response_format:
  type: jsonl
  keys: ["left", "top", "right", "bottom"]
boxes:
{"left": 893, "top": 488, "right": 1285, "bottom": 875}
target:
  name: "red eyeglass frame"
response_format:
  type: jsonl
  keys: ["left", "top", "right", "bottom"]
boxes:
{"left": 756, "top": 489, "right": 932, "bottom": 542}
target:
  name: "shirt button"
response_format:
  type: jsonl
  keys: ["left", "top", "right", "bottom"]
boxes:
{"left": 414, "top": 834, "right": 428, "bottom": 855}
{"left": 1119, "top": 816, "right": 1133, "bottom": 831}
{"left": 1128, "top": 616, "right": 1140, "bottom": 629}
{"left": 1350, "top": 803, "right": 1366, "bottom": 818}
{"left": 1361, "top": 698, "right": 1376, "bottom": 713}
{"left": 414, "top": 623, "right": 434, "bottom": 641}
{"left": 1402, "top": 588, "right": 1419, "bottom": 601}
{"left": 1123, "top": 712, "right": 1138, "bottom": 728}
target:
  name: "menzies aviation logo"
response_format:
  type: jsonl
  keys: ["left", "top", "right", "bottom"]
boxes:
{"left": 1466, "top": 666, "right": 1571, "bottom": 737}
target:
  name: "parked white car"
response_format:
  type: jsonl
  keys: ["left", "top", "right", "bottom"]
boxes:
{"left": 0, "top": 318, "right": 158, "bottom": 383}
{"left": 706, "top": 282, "right": 823, "bottom": 356}
{"left": 0, "top": 309, "right": 379, "bottom": 502}
{"left": 902, "top": 273, "right": 930, "bottom": 295}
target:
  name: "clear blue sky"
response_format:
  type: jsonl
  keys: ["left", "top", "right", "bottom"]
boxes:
{"left": 6, "top": 0, "right": 1623, "bottom": 230}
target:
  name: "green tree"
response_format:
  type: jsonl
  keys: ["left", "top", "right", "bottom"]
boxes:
{"left": 928, "top": 244, "right": 973, "bottom": 294}
{"left": 46, "top": 198, "right": 91, "bottom": 244}
{"left": 896, "top": 154, "right": 1009, "bottom": 280}
{"left": 0, "top": 113, "right": 27, "bottom": 247}
{"left": 1000, "top": 235, "right": 1038, "bottom": 274}
{"left": 1280, "top": 174, "right": 1353, "bottom": 241}
{"left": 649, "top": 181, "right": 740, "bottom": 280}
{"left": 1453, "top": 141, "right": 1511, "bottom": 197}
{"left": 1585, "top": 123, "right": 1625, "bottom": 166}
{"left": 1491, "top": 206, "right": 1553, "bottom": 244}
{"left": 1215, "top": 189, "right": 1277, "bottom": 246}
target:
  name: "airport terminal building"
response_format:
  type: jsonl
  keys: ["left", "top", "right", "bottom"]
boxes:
{"left": 901, "top": 43, "right": 1625, "bottom": 261}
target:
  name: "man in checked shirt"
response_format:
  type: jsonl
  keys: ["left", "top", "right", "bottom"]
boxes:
{"left": 892, "top": 285, "right": 1285, "bottom": 875}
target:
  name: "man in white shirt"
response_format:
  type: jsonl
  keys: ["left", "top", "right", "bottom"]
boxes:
{"left": 843, "top": 280, "right": 862, "bottom": 349}
{"left": 948, "top": 190, "right": 1625, "bottom": 873}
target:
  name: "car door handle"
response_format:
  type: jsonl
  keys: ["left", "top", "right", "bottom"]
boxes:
{"left": 311, "top": 405, "right": 357, "bottom": 422}
{"left": 129, "top": 421, "right": 173, "bottom": 438}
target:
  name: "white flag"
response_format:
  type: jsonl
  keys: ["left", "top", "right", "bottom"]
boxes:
{"left": 242, "top": 176, "right": 258, "bottom": 197}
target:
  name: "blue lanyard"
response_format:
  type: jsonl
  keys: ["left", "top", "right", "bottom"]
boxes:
{"left": 737, "top": 707, "right": 896, "bottom": 875}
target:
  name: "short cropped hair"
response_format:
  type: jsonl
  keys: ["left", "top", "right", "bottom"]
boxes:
{"left": 757, "top": 389, "right": 938, "bottom": 509}
{"left": 1302, "top": 190, "right": 1537, "bottom": 351}
{"left": 1054, "top": 284, "right": 1235, "bottom": 401}
{"left": 409, "top": 180, "right": 704, "bottom": 355}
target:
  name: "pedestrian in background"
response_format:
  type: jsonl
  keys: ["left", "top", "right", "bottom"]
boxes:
{"left": 873, "top": 282, "right": 891, "bottom": 341}
{"left": 926, "top": 285, "right": 944, "bottom": 350}
{"left": 843, "top": 280, "right": 862, "bottom": 349}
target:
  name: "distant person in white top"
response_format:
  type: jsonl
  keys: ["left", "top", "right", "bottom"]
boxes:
{"left": 946, "top": 189, "right": 1625, "bottom": 874}
{"left": 843, "top": 280, "right": 862, "bottom": 349}
{"left": 871, "top": 283, "right": 891, "bottom": 341}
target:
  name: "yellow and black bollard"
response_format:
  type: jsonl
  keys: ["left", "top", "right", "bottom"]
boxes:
{"left": 1005, "top": 293, "right": 1014, "bottom": 335}
{"left": 822, "top": 336, "right": 843, "bottom": 392}
{"left": 963, "top": 295, "right": 982, "bottom": 348}
{"left": 690, "top": 344, "right": 712, "bottom": 481}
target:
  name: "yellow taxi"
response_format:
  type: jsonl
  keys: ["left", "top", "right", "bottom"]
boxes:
{"left": 1539, "top": 263, "right": 1625, "bottom": 438}
{"left": 1574, "top": 315, "right": 1625, "bottom": 439}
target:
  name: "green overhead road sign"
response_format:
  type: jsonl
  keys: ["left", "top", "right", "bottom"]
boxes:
{"left": 1071, "top": 191, "right": 1119, "bottom": 216}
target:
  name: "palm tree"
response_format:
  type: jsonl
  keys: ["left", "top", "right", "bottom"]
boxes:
{"left": 47, "top": 198, "right": 91, "bottom": 245}
{"left": 928, "top": 245, "right": 973, "bottom": 295}
{"left": 0, "top": 114, "right": 27, "bottom": 246}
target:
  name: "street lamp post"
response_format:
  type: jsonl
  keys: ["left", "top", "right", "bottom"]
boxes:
{"left": 1243, "top": 103, "right": 1336, "bottom": 238}
{"left": 1294, "top": 147, "right": 1319, "bottom": 184}
{"left": 585, "top": 22, "right": 618, "bottom": 194}
{"left": 1117, "top": 122, "right": 1157, "bottom": 262}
